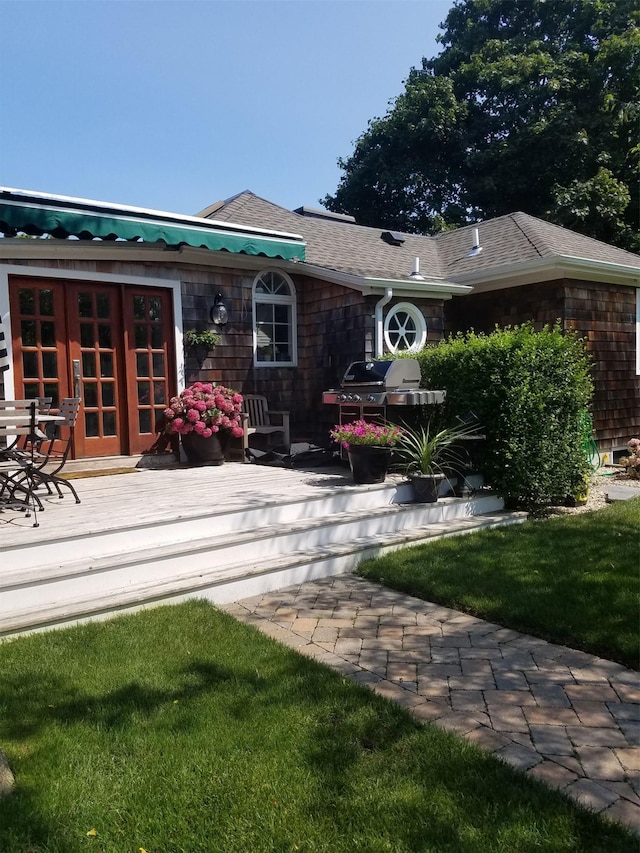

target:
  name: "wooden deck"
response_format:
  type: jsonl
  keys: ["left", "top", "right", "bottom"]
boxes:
{"left": 0, "top": 460, "right": 515, "bottom": 637}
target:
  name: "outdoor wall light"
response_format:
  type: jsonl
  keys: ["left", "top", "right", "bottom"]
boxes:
{"left": 210, "top": 293, "right": 228, "bottom": 325}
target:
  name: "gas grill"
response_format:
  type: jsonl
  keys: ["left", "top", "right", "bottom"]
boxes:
{"left": 322, "top": 359, "right": 446, "bottom": 411}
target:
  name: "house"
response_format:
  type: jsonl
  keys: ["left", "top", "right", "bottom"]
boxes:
{"left": 1, "top": 186, "right": 638, "bottom": 461}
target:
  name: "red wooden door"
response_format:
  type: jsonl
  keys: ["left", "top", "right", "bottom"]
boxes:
{"left": 9, "top": 277, "right": 176, "bottom": 458}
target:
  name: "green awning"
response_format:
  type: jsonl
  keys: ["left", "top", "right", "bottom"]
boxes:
{"left": 0, "top": 198, "right": 306, "bottom": 261}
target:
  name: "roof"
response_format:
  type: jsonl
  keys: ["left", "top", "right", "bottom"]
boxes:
{"left": 205, "top": 191, "right": 640, "bottom": 286}
{"left": 0, "top": 187, "right": 306, "bottom": 262}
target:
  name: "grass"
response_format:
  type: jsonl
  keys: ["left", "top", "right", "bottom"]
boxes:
{"left": 357, "top": 498, "right": 640, "bottom": 670}
{"left": 0, "top": 601, "right": 636, "bottom": 853}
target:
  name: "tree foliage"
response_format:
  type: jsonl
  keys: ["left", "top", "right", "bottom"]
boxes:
{"left": 323, "top": 0, "right": 639, "bottom": 251}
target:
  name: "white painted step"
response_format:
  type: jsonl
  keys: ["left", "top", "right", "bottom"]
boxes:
{"left": 1, "top": 508, "right": 524, "bottom": 638}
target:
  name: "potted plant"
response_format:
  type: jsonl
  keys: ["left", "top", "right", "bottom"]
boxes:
{"left": 184, "top": 329, "right": 221, "bottom": 364}
{"left": 395, "top": 420, "right": 481, "bottom": 502}
{"left": 330, "top": 419, "right": 404, "bottom": 484}
{"left": 164, "top": 382, "right": 244, "bottom": 465}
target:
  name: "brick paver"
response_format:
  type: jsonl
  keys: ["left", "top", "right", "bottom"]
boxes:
{"left": 221, "top": 574, "right": 640, "bottom": 836}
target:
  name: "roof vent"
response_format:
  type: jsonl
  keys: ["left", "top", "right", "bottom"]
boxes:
{"left": 467, "top": 227, "right": 483, "bottom": 257}
{"left": 381, "top": 230, "right": 405, "bottom": 246}
{"left": 409, "top": 257, "right": 425, "bottom": 280}
{"left": 293, "top": 206, "right": 356, "bottom": 224}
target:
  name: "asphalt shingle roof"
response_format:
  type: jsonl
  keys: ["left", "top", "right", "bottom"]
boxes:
{"left": 205, "top": 191, "right": 640, "bottom": 282}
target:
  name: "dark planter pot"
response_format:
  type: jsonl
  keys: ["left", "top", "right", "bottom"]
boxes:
{"left": 409, "top": 472, "right": 445, "bottom": 503}
{"left": 181, "top": 431, "right": 228, "bottom": 466}
{"left": 347, "top": 445, "right": 392, "bottom": 484}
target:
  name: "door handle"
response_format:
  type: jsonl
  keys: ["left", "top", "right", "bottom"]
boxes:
{"left": 72, "top": 359, "right": 81, "bottom": 398}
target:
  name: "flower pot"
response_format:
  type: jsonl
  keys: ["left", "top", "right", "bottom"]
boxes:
{"left": 409, "top": 472, "right": 445, "bottom": 503}
{"left": 347, "top": 445, "right": 392, "bottom": 484}
{"left": 181, "top": 431, "right": 228, "bottom": 466}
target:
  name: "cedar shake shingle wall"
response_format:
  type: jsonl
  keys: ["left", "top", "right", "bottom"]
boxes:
{"left": 445, "top": 279, "right": 640, "bottom": 451}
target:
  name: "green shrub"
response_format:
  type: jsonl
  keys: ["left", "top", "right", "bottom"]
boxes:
{"left": 417, "top": 323, "right": 593, "bottom": 512}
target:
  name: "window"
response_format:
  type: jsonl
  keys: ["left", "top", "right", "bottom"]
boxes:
{"left": 384, "top": 302, "right": 427, "bottom": 353}
{"left": 253, "top": 270, "right": 297, "bottom": 366}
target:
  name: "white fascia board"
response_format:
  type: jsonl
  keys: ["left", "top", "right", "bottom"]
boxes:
{"left": 0, "top": 187, "right": 305, "bottom": 242}
{"left": 452, "top": 256, "right": 640, "bottom": 292}
{"left": 296, "top": 262, "right": 470, "bottom": 298}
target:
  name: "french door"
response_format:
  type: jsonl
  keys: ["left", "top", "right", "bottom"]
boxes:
{"left": 9, "top": 277, "right": 175, "bottom": 458}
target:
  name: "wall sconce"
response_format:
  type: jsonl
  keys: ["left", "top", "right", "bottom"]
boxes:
{"left": 210, "top": 293, "right": 228, "bottom": 325}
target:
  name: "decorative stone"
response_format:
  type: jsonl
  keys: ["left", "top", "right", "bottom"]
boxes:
{"left": 0, "top": 749, "right": 15, "bottom": 798}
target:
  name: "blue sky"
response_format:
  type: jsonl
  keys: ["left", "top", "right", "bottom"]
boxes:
{"left": 0, "top": 0, "right": 451, "bottom": 217}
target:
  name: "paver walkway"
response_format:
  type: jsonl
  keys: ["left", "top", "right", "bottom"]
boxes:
{"left": 221, "top": 574, "right": 640, "bottom": 835}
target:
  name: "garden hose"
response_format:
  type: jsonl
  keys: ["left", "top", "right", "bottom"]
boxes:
{"left": 580, "top": 411, "right": 601, "bottom": 472}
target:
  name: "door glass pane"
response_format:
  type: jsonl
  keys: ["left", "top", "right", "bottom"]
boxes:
{"left": 98, "top": 324, "right": 112, "bottom": 348}
{"left": 42, "top": 351, "right": 57, "bottom": 378}
{"left": 102, "top": 384, "right": 115, "bottom": 407}
{"left": 22, "top": 351, "right": 38, "bottom": 377}
{"left": 19, "top": 288, "right": 35, "bottom": 314}
{"left": 82, "top": 352, "right": 97, "bottom": 377}
{"left": 152, "top": 353, "right": 165, "bottom": 377}
{"left": 100, "top": 352, "right": 114, "bottom": 377}
{"left": 78, "top": 292, "right": 93, "bottom": 318}
{"left": 150, "top": 326, "right": 163, "bottom": 348}
{"left": 138, "top": 410, "right": 152, "bottom": 433}
{"left": 96, "top": 293, "right": 110, "bottom": 319}
{"left": 39, "top": 290, "right": 54, "bottom": 316}
{"left": 85, "top": 412, "right": 99, "bottom": 437}
{"left": 154, "top": 381, "right": 166, "bottom": 404}
{"left": 103, "top": 411, "right": 117, "bottom": 436}
{"left": 83, "top": 383, "right": 98, "bottom": 407}
{"left": 135, "top": 324, "right": 147, "bottom": 348}
{"left": 149, "top": 297, "right": 162, "bottom": 321}
{"left": 137, "top": 381, "right": 150, "bottom": 404}
{"left": 21, "top": 320, "right": 37, "bottom": 346}
{"left": 24, "top": 382, "right": 40, "bottom": 399}
{"left": 40, "top": 320, "right": 55, "bottom": 347}
{"left": 80, "top": 323, "right": 94, "bottom": 347}
{"left": 44, "top": 383, "right": 59, "bottom": 408}
{"left": 133, "top": 296, "right": 145, "bottom": 320}
{"left": 136, "top": 353, "right": 149, "bottom": 377}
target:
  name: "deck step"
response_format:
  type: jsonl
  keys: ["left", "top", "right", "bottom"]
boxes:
{"left": 0, "top": 509, "right": 524, "bottom": 637}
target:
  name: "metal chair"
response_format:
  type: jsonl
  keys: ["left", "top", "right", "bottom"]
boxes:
{"left": 0, "top": 402, "right": 42, "bottom": 526}
{"left": 30, "top": 397, "right": 82, "bottom": 503}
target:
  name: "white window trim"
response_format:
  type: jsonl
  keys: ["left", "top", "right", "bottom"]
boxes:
{"left": 383, "top": 301, "right": 427, "bottom": 354}
{"left": 252, "top": 269, "right": 297, "bottom": 367}
{"left": 636, "top": 288, "right": 640, "bottom": 375}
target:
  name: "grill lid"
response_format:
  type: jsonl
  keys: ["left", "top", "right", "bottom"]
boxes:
{"left": 341, "top": 359, "right": 421, "bottom": 389}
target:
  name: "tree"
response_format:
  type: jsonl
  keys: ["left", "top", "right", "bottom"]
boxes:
{"left": 323, "top": 0, "right": 639, "bottom": 252}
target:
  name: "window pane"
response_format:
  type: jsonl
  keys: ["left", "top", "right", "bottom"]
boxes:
{"left": 150, "top": 326, "right": 163, "bottom": 348}
{"left": 39, "top": 290, "right": 54, "bottom": 316}
{"left": 102, "top": 383, "right": 115, "bottom": 407}
{"left": 24, "top": 382, "right": 40, "bottom": 399}
{"left": 100, "top": 352, "right": 114, "bottom": 377}
{"left": 135, "top": 324, "right": 147, "bottom": 348}
{"left": 82, "top": 352, "right": 97, "bottom": 378}
{"left": 85, "top": 411, "right": 99, "bottom": 437}
{"left": 133, "top": 295, "right": 145, "bottom": 320}
{"left": 78, "top": 292, "right": 93, "bottom": 318}
{"left": 43, "top": 383, "right": 59, "bottom": 408}
{"left": 98, "top": 324, "right": 112, "bottom": 348}
{"left": 96, "top": 293, "right": 110, "bottom": 319}
{"left": 138, "top": 409, "right": 152, "bottom": 434}
{"left": 256, "top": 303, "right": 272, "bottom": 323}
{"left": 149, "top": 297, "right": 162, "bottom": 321}
{"left": 137, "top": 381, "right": 150, "bottom": 404}
{"left": 136, "top": 353, "right": 149, "bottom": 377}
{"left": 83, "top": 383, "right": 98, "bottom": 407}
{"left": 19, "top": 288, "right": 35, "bottom": 315}
{"left": 153, "top": 381, "right": 166, "bottom": 404}
{"left": 152, "top": 353, "right": 165, "bottom": 377}
{"left": 21, "top": 320, "right": 37, "bottom": 346}
{"left": 22, "top": 351, "right": 38, "bottom": 377}
{"left": 80, "top": 323, "right": 94, "bottom": 347}
{"left": 274, "top": 305, "right": 289, "bottom": 324}
{"left": 103, "top": 411, "right": 117, "bottom": 436}
{"left": 40, "top": 320, "right": 56, "bottom": 347}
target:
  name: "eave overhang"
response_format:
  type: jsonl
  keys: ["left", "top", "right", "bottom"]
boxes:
{"left": 296, "top": 262, "right": 472, "bottom": 299}
{"left": 0, "top": 188, "right": 306, "bottom": 262}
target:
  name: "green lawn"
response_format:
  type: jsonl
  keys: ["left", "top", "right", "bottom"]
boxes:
{"left": 0, "top": 601, "right": 636, "bottom": 853}
{"left": 357, "top": 498, "right": 640, "bottom": 669}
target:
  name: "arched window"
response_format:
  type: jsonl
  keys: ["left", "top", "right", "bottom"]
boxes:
{"left": 252, "top": 270, "right": 297, "bottom": 366}
{"left": 384, "top": 302, "right": 427, "bottom": 353}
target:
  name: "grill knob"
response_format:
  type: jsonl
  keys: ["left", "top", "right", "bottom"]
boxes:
{"left": 352, "top": 394, "right": 361, "bottom": 402}
{"left": 367, "top": 394, "right": 377, "bottom": 403}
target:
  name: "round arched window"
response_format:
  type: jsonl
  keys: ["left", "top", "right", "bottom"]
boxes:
{"left": 252, "top": 270, "right": 297, "bottom": 365}
{"left": 384, "top": 302, "right": 427, "bottom": 353}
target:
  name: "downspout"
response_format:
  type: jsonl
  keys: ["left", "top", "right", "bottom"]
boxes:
{"left": 374, "top": 287, "right": 393, "bottom": 357}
